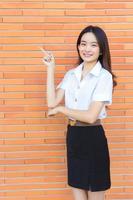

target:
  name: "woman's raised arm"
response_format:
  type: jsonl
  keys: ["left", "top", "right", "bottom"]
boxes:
{"left": 41, "top": 48, "right": 65, "bottom": 108}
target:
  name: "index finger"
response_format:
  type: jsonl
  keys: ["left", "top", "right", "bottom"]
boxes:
{"left": 40, "top": 47, "right": 49, "bottom": 55}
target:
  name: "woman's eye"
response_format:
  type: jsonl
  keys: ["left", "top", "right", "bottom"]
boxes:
{"left": 92, "top": 44, "right": 97, "bottom": 47}
{"left": 81, "top": 43, "right": 86, "bottom": 46}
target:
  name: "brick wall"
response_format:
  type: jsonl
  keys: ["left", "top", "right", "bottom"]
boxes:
{"left": 0, "top": 0, "right": 133, "bottom": 199}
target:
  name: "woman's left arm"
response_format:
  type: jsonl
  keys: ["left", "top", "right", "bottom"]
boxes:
{"left": 48, "top": 101, "right": 105, "bottom": 124}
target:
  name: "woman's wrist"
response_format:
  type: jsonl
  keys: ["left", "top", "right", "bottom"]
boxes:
{"left": 58, "top": 106, "right": 67, "bottom": 114}
{"left": 56, "top": 106, "right": 65, "bottom": 113}
{"left": 47, "top": 65, "right": 55, "bottom": 71}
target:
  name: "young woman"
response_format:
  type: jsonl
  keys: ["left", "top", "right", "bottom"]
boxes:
{"left": 41, "top": 25, "right": 116, "bottom": 200}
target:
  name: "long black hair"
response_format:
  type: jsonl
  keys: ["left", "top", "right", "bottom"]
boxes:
{"left": 76, "top": 25, "right": 117, "bottom": 88}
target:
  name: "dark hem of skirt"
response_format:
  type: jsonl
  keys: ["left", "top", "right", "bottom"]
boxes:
{"left": 68, "top": 183, "right": 111, "bottom": 192}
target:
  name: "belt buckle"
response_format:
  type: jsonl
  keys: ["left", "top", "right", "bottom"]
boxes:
{"left": 69, "top": 119, "right": 76, "bottom": 126}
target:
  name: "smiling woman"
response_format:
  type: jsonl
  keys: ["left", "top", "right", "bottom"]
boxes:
{"left": 78, "top": 32, "right": 100, "bottom": 72}
{"left": 41, "top": 25, "right": 117, "bottom": 200}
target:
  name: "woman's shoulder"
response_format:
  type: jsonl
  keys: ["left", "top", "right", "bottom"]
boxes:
{"left": 62, "top": 68, "right": 75, "bottom": 82}
{"left": 100, "top": 67, "right": 112, "bottom": 79}
{"left": 64, "top": 63, "right": 82, "bottom": 77}
{"left": 64, "top": 68, "right": 74, "bottom": 78}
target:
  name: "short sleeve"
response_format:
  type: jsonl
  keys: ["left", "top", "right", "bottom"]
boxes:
{"left": 92, "top": 72, "right": 113, "bottom": 105}
{"left": 56, "top": 71, "right": 70, "bottom": 91}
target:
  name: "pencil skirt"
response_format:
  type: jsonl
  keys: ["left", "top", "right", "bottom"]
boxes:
{"left": 66, "top": 125, "right": 111, "bottom": 192}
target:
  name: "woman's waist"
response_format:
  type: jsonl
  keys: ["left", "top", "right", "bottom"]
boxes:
{"left": 68, "top": 119, "right": 101, "bottom": 127}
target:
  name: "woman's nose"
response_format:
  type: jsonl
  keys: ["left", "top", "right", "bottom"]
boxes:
{"left": 85, "top": 45, "right": 91, "bottom": 51}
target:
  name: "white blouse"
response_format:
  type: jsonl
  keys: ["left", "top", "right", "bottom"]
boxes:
{"left": 57, "top": 61, "right": 113, "bottom": 119}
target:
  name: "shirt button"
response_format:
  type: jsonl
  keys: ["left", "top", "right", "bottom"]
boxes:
{"left": 77, "top": 86, "right": 80, "bottom": 89}
{"left": 75, "top": 98, "right": 77, "bottom": 102}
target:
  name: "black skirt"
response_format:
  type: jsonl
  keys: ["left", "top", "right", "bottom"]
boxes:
{"left": 66, "top": 124, "right": 111, "bottom": 192}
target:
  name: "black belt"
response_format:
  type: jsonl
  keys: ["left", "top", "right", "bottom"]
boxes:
{"left": 68, "top": 119, "right": 101, "bottom": 126}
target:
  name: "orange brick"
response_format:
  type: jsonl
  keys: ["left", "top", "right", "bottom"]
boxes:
{"left": 4, "top": 72, "right": 44, "bottom": 79}
{"left": 124, "top": 43, "right": 133, "bottom": 50}
{"left": 87, "top": 16, "right": 127, "bottom": 23}
{"left": 0, "top": 159, "right": 24, "bottom": 165}
{"left": 0, "top": 79, "right": 24, "bottom": 84}
{"left": 114, "top": 90, "right": 133, "bottom": 97}
{"left": 117, "top": 76, "right": 133, "bottom": 83}
{"left": 24, "top": 78, "right": 44, "bottom": 84}
{"left": 0, "top": 9, "right": 22, "bottom": 15}
{"left": 111, "top": 50, "right": 133, "bottom": 57}
{"left": 114, "top": 70, "right": 133, "bottom": 76}
{"left": 3, "top": 45, "right": 43, "bottom": 51}
{"left": 5, "top": 112, "right": 45, "bottom": 118}
{"left": 0, "top": 197, "right": 25, "bottom": 200}
{"left": 25, "top": 118, "right": 65, "bottom": 124}
{"left": 0, "top": 93, "right": 24, "bottom": 99}
{"left": 24, "top": 105, "right": 47, "bottom": 111}
{"left": 44, "top": 2, "right": 86, "bottom": 9}
{"left": 5, "top": 151, "right": 65, "bottom": 159}
{"left": 0, "top": 73, "right": 3, "bottom": 78}
{"left": 113, "top": 64, "right": 133, "bottom": 70}
{"left": 0, "top": 23, "right": 23, "bottom": 30}
{"left": 5, "top": 98, "right": 46, "bottom": 105}
{"left": 44, "top": 0, "right": 65, "bottom": 1}
{"left": 24, "top": 170, "right": 66, "bottom": 178}
{"left": 25, "top": 131, "right": 65, "bottom": 138}
{"left": 106, "top": 9, "right": 133, "bottom": 15}
{"left": 0, "top": 119, "right": 24, "bottom": 125}
{"left": 24, "top": 93, "right": 45, "bottom": 98}
{"left": 0, "top": 2, "right": 43, "bottom": 9}
{"left": 0, "top": 37, "right": 64, "bottom": 44}
{"left": 107, "top": 0, "right": 133, "bottom": 1}
{"left": 86, "top": 2, "right": 126, "bottom": 9}
{"left": 3, "top": 16, "right": 44, "bottom": 23}
{"left": 23, "top": 9, "right": 64, "bottom": 16}
{"left": 0, "top": 106, "right": 24, "bottom": 112}
{"left": 65, "top": 9, "right": 105, "bottom": 16}
{"left": 24, "top": 144, "right": 65, "bottom": 151}
{"left": 5, "top": 85, "right": 45, "bottom": 92}
{"left": 4, "top": 138, "right": 44, "bottom": 145}
{"left": 9, "top": 30, "right": 44, "bottom": 37}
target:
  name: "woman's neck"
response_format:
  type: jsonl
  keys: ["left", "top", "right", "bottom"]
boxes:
{"left": 83, "top": 61, "right": 97, "bottom": 71}
{"left": 80, "top": 61, "right": 97, "bottom": 81}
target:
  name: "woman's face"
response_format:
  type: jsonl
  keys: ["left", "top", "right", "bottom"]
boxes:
{"left": 78, "top": 32, "right": 100, "bottom": 64}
